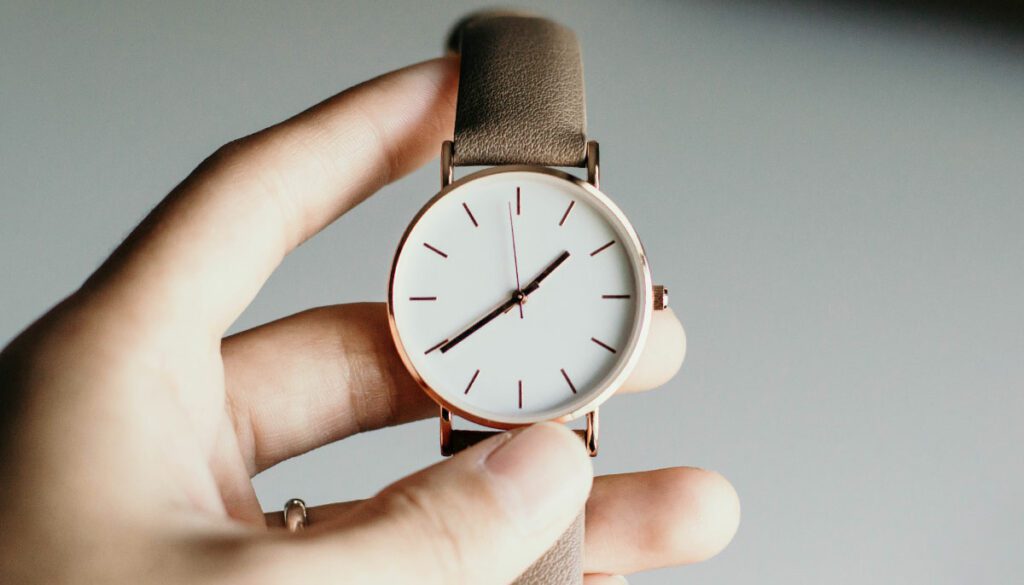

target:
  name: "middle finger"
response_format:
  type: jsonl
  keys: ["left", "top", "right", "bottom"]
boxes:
{"left": 262, "top": 467, "right": 740, "bottom": 575}
{"left": 223, "top": 303, "right": 684, "bottom": 475}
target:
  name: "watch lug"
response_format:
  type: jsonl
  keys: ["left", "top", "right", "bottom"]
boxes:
{"left": 441, "top": 140, "right": 454, "bottom": 188}
{"left": 586, "top": 140, "right": 600, "bottom": 188}
{"left": 440, "top": 406, "right": 453, "bottom": 456}
{"left": 585, "top": 409, "right": 599, "bottom": 457}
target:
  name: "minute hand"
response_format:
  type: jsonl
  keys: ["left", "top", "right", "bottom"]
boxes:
{"left": 522, "top": 251, "right": 571, "bottom": 297}
{"left": 439, "top": 294, "right": 520, "bottom": 354}
{"left": 439, "top": 251, "right": 571, "bottom": 354}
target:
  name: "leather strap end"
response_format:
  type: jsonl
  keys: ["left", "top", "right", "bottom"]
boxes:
{"left": 448, "top": 14, "right": 588, "bottom": 167}
{"left": 513, "top": 511, "right": 585, "bottom": 585}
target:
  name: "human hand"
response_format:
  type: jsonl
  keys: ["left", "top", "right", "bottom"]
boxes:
{"left": 0, "top": 57, "right": 739, "bottom": 584}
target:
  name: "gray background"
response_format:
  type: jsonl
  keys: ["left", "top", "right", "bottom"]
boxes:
{"left": 2, "top": 1, "right": 1022, "bottom": 583}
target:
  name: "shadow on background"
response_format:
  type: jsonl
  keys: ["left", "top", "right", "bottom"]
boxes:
{"left": 732, "top": 0, "right": 1024, "bottom": 36}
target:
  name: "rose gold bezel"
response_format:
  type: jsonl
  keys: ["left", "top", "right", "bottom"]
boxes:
{"left": 386, "top": 165, "right": 653, "bottom": 430}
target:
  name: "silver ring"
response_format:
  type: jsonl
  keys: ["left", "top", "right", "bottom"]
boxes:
{"left": 283, "top": 498, "right": 308, "bottom": 532}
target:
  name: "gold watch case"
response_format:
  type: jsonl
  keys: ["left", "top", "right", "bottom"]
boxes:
{"left": 387, "top": 141, "right": 661, "bottom": 454}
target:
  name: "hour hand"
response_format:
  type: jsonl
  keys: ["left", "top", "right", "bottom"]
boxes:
{"left": 522, "top": 251, "right": 571, "bottom": 297}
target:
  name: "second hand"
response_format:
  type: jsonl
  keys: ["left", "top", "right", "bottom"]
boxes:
{"left": 508, "top": 201, "right": 524, "bottom": 319}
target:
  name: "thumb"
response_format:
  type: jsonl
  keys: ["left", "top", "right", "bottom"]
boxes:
{"left": 251, "top": 422, "right": 593, "bottom": 584}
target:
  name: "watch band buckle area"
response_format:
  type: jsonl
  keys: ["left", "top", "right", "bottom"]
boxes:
{"left": 440, "top": 406, "right": 599, "bottom": 457}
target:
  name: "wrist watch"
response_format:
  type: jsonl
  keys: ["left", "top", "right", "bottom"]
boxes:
{"left": 387, "top": 12, "right": 670, "bottom": 584}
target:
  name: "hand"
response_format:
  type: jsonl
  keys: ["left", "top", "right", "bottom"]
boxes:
{"left": 508, "top": 201, "right": 524, "bottom": 318}
{"left": 440, "top": 290, "right": 522, "bottom": 353}
{"left": 522, "top": 250, "right": 571, "bottom": 296}
{"left": 440, "top": 251, "right": 569, "bottom": 354}
{"left": 0, "top": 57, "right": 739, "bottom": 585}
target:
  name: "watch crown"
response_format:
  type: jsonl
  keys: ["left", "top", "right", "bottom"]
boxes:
{"left": 653, "top": 285, "right": 669, "bottom": 311}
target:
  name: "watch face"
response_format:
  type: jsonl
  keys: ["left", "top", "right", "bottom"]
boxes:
{"left": 388, "top": 167, "right": 652, "bottom": 427}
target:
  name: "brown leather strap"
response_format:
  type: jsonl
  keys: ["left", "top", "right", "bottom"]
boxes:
{"left": 441, "top": 429, "right": 494, "bottom": 456}
{"left": 447, "top": 13, "right": 588, "bottom": 167}
{"left": 513, "top": 512, "right": 585, "bottom": 585}
{"left": 443, "top": 428, "right": 589, "bottom": 456}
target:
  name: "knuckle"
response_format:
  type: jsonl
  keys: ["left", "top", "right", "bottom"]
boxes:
{"left": 200, "top": 134, "right": 302, "bottom": 248}
{"left": 200, "top": 135, "right": 282, "bottom": 193}
{"left": 191, "top": 137, "right": 264, "bottom": 195}
{"left": 344, "top": 93, "right": 396, "bottom": 186}
{"left": 205, "top": 137, "right": 252, "bottom": 170}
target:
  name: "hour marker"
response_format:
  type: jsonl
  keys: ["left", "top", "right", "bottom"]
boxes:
{"left": 518, "top": 379, "right": 523, "bottom": 408}
{"left": 591, "top": 337, "right": 617, "bottom": 353}
{"left": 560, "top": 368, "right": 577, "bottom": 394}
{"left": 464, "top": 369, "right": 480, "bottom": 395}
{"left": 423, "top": 242, "right": 448, "bottom": 258}
{"left": 462, "top": 202, "right": 478, "bottom": 227}
{"left": 590, "top": 240, "right": 616, "bottom": 256}
{"left": 516, "top": 187, "right": 521, "bottom": 215}
{"left": 558, "top": 200, "right": 575, "bottom": 226}
{"left": 409, "top": 296, "right": 437, "bottom": 301}
{"left": 602, "top": 294, "right": 631, "bottom": 299}
{"left": 424, "top": 339, "right": 448, "bottom": 355}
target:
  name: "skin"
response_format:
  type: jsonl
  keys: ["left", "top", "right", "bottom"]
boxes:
{"left": 0, "top": 57, "right": 739, "bottom": 584}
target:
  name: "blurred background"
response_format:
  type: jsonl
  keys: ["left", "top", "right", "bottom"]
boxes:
{"left": 2, "top": 1, "right": 1022, "bottom": 583}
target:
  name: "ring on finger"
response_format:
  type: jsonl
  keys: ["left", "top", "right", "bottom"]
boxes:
{"left": 283, "top": 498, "right": 308, "bottom": 532}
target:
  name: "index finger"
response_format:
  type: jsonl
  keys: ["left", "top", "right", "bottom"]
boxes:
{"left": 83, "top": 57, "right": 458, "bottom": 338}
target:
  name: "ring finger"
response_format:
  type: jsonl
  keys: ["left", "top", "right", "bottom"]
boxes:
{"left": 263, "top": 467, "right": 740, "bottom": 576}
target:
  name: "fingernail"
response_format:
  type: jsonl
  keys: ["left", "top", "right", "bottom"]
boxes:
{"left": 613, "top": 576, "right": 629, "bottom": 585}
{"left": 483, "top": 422, "right": 592, "bottom": 534}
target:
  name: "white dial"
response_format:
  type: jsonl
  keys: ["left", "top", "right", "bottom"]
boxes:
{"left": 389, "top": 168, "right": 651, "bottom": 426}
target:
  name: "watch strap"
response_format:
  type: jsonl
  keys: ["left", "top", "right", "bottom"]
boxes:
{"left": 443, "top": 428, "right": 589, "bottom": 456}
{"left": 447, "top": 13, "right": 588, "bottom": 167}
{"left": 514, "top": 512, "right": 585, "bottom": 585}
